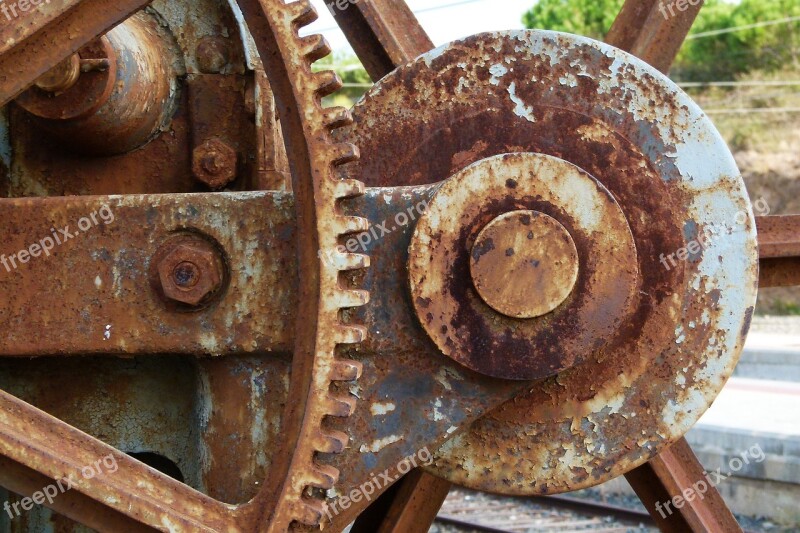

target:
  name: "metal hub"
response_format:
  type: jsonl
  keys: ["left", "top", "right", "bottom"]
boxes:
{"left": 470, "top": 209, "right": 579, "bottom": 319}
{"left": 408, "top": 152, "right": 638, "bottom": 381}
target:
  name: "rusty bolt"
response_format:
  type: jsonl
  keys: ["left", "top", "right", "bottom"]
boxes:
{"left": 192, "top": 138, "right": 238, "bottom": 189}
{"left": 196, "top": 36, "right": 230, "bottom": 74}
{"left": 35, "top": 54, "right": 81, "bottom": 93}
{"left": 157, "top": 241, "right": 224, "bottom": 306}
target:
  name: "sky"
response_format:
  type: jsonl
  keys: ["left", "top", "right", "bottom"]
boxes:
{"left": 304, "top": 0, "right": 535, "bottom": 54}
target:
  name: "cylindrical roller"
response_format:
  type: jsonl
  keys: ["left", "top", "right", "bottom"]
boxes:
{"left": 15, "top": 11, "right": 181, "bottom": 155}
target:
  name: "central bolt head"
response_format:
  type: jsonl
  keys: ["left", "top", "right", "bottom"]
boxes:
{"left": 201, "top": 153, "right": 223, "bottom": 175}
{"left": 156, "top": 240, "right": 225, "bottom": 307}
{"left": 192, "top": 139, "right": 238, "bottom": 189}
{"left": 470, "top": 210, "right": 579, "bottom": 319}
{"left": 173, "top": 261, "right": 200, "bottom": 289}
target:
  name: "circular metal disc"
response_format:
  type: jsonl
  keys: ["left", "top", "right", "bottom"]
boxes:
{"left": 470, "top": 209, "right": 579, "bottom": 319}
{"left": 340, "top": 30, "right": 758, "bottom": 494}
{"left": 407, "top": 152, "right": 638, "bottom": 380}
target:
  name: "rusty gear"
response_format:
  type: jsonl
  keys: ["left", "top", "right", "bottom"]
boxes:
{"left": 339, "top": 30, "right": 758, "bottom": 494}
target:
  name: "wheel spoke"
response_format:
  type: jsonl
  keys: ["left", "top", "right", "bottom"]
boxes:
{"left": 0, "top": 390, "right": 236, "bottom": 531}
{"left": 625, "top": 437, "right": 742, "bottom": 533}
{"left": 605, "top": 0, "right": 702, "bottom": 73}
{"left": 0, "top": 456, "right": 155, "bottom": 532}
{"left": 351, "top": 470, "right": 451, "bottom": 533}
{"left": 332, "top": 0, "right": 433, "bottom": 81}
{"left": 760, "top": 258, "right": 800, "bottom": 287}
{"left": 757, "top": 216, "right": 800, "bottom": 287}
{"left": 757, "top": 215, "right": 800, "bottom": 258}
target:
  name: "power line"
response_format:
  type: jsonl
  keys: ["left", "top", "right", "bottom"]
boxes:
{"left": 705, "top": 107, "right": 800, "bottom": 114}
{"left": 687, "top": 15, "right": 800, "bottom": 39}
{"left": 413, "top": 0, "right": 487, "bottom": 15}
{"left": 315, "top": 0, "right": 489, "bottom": 33}
{"left": 679, "top": 81, "right": 800, "bottom": 88}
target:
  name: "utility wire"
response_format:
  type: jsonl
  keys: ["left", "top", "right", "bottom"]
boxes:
{"left": 315, "top": 0, "right": 489, "bottom": 33}
{"left": 679, "top": 81, "right": 800, "bottom": 88}
{"left": 705, "top": 107, "right": 800, "bottom": 114}
{"left": 687, "top": 15, "right": 800, "bottom": 39}
{"left": 413, "top": 0, "right": 488, "bottom": 15}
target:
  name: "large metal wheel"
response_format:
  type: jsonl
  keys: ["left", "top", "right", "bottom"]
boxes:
{"left": 0, "top": 1, "right": 797, "bottom": 532}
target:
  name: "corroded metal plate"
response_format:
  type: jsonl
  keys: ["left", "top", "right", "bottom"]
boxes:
{"left": 341, "top": 30, "right": 758, "bottom": 494}
{"left": 470, "top": 209, "right": 579, "bottom": 320}
{"left": 407, "top": 153, "right": 638, "bottom": 380}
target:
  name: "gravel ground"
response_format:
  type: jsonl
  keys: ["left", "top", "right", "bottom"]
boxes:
{"left": 429, "top": 488, "right": 794, "bottom": 533}
{"left": 431, "top": 489, "right": 657, "bottom": 533}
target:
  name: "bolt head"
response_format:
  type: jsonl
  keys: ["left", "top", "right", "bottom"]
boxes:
{"left": 196, "top": 37, "right": 230, "bottom": 74}
{"left": 157, "top": 243, "right": 223, "bottom": 306}
{"left": 192, "top": 138, "right": 238, "bottom": 189}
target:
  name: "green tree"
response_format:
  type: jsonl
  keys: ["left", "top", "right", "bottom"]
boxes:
{"left": 522, "top": 0, "right": 623, "bottom": 40}
{"left": 674, "top": 0, "right": 800, "bottom": 81}
{"left": 522, "top": 0, "right": 800, "bottom": 82}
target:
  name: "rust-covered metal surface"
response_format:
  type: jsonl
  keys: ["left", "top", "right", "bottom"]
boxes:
{"left": 408, "top": 153, "right": 638, "bottom": 381}
{"left": 757, "top": 215, "right": 800, "bottom": 258}
{"left": 331, "top": 0, "right": 433, "bottom": 81}
{"left": 0, "top": 0, "right": 153, "bottom": 106}
{"left": 0, "top": 0, "right": 371, "bottom": 529}
{"left": 468, "top": 210, "right": 580, "bottom": 320}
{"left": 625, "top": 437, "right": 743, "bottom": 533}
{"left": 0, "top": 0, "right": 794, "bottom": 531}
{"left": 15, "top": 11, "right": 182, "bottom": 155}
{"left": 0, "top": 192, "right": 296, "bottom": 356}
{"left": 339, "top": 30, "right": 758, "bottom": 494}
{"left": 605, "top": 0, "right": 701, "bottom": 74}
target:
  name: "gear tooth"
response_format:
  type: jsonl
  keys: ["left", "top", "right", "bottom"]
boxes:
{"left": 333, "top": 179, "right": 366, "bottom": 199}
{"left": 322, "top": 107, "right": 354, "bottom": 130}
{"left": 323, "top": 394, "right": 357, "bottom": 417}
{"left": 313, "top": 70, "right": 343, "bottom": 98}
{"left": 334, "top": 325, "right": 367, "bottom": 345}
{"left": 306, "top": 464, "right": 339, "bottom": 490}
{"left": 249, "top": 1, "right": 368, "bottom": 528}
{"left": 330, "top": 360, "right": 363, "bottom": 381}
{"left": 336, "top": 288, "right": 369, "bottom": 308}
{"left": 331, "top": 252, "right": 370, "bottom": 271}
{"left": 311, "top": 429, "right": 348, "bottom": 454}
{"left": 286, "top": 0, "right": 318, "bottom": 27}
{"left": 339, "top": 215, "right": 370, "bottom": 235}
{"left": 294, "top": 499, "right": 326, "bottom": 526}
{"left": 299, "top": 33, "right": 331, "bottom": 63}
{"left": 327, "top": 142, "right": 359, "bottom": 166}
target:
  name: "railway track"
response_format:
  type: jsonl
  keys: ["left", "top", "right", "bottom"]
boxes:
{"left": 433, "top": 491, "right": 656, "bottom": 533}
{"left": 432, "top": 490, "right": 769, "bottom": 533}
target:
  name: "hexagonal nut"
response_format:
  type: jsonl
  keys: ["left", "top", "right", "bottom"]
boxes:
{"left": 192, "top": 139, "right": 238, "bottom": 189}
{"left": 157, "top": 243, "right": 223, "bottom": 306}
